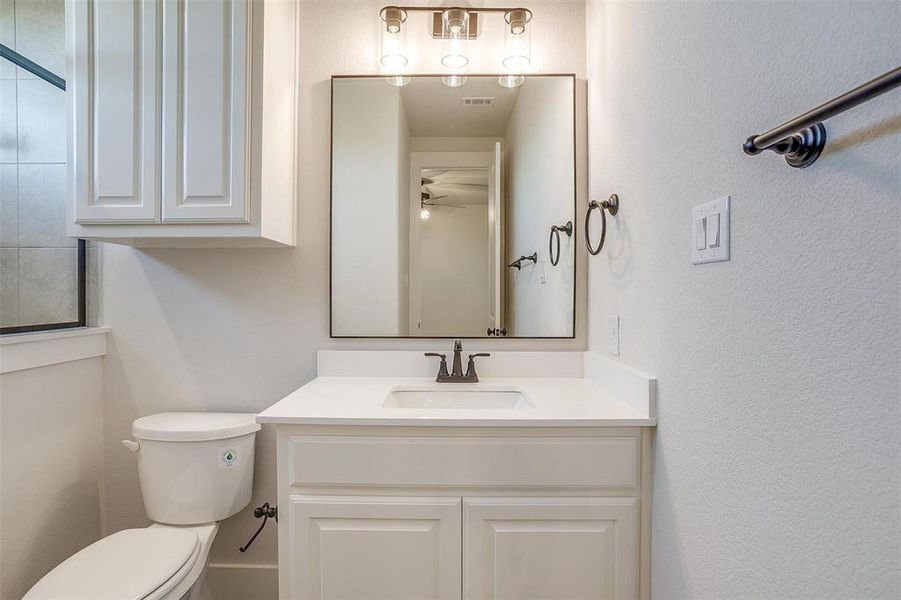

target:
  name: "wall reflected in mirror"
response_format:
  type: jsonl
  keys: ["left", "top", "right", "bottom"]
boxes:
{"left": 331, "top": 75, "right": 575, "bottom": 338}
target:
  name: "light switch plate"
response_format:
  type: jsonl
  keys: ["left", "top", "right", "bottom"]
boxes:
{"left": 608, "top": 315, "right": 620, "bottom": 356}
{"left": 692, "top": 196, "right": 730, "bottom": 264}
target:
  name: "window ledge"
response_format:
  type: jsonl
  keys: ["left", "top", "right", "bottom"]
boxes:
{"left": 0, "top": 327, "right": 110, "bottom": 374}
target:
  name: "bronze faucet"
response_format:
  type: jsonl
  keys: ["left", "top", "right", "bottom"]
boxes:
{"left": 425, "top": 340, "right": 490, "bottom": 383}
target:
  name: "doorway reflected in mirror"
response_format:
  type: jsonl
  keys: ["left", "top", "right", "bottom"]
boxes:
{"left": 330, "top": 75, "right": 575, "bottom": 338}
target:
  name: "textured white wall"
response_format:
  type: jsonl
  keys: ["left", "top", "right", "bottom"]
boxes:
{"left": 98, "top": 0, "right": 586, "bottom": 574}
{"left": 586, "top": 1, "right": 899, "bottom": 597}
{"left": 0, "top": 357, "right": 103, "bottom": 599}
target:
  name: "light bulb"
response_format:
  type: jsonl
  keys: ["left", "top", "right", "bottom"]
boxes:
{"left": 498, "top": 75, "right": 525, "bottom": 88}
{"left": 420, "top": 207, "right": 431, "bottom": 220}
{"left": 385, "top": 75, "right": 411, "bottom": 87}
{"left": 503, "top": 9, "right": 532, "bottom": 70}
{"left": 441, "top": 9, "right": 469, "bottom": 69}
{"left": 379, "top": 8, "right": 408, "bottom": 69}
{"left": 441, "top": 75, "right": 467, "bottom": 88}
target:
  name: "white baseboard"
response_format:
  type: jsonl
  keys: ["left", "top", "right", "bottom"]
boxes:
{"left": 205, "top": 563, "right": 278, "bottom": 600}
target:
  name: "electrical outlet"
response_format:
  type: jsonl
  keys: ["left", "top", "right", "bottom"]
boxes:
{"left": 608, "top": 315, "right": 620, "bottom": 356}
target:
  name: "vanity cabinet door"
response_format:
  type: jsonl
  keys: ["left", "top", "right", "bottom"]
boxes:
{"left": 288, "top": 495, "right": 462, "bottom": 600}
{"left": 463, "top": 497, "right": 639, "bottom": 600}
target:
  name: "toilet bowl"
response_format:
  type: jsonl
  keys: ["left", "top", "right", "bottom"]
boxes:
{"left": 24, "top": 413, "right": 260, "bottom": 600}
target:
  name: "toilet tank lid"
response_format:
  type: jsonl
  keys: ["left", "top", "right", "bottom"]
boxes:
{"left": 133, "top": 412, "right": 261, "bottom": 441}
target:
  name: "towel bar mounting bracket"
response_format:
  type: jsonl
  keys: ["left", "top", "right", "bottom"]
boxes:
{"left": 743, "top": 122, "right": 826, "bottom": 169}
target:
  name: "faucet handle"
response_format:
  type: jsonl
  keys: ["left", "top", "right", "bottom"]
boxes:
{"left": 465, "top": 353, "right": 491, "bottom": 381}
{"left": 424, "top": 352, "right": 449, "bottom": 380}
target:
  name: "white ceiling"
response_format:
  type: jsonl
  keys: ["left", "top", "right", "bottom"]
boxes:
{"left": 401, "top": 77, "right": 521, "bottom": 137}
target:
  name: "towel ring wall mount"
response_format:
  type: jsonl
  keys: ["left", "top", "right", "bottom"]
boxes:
{"left": 585, "top": 194, "right": 619, "bottom": 256}
{"left": 549, "top": 220, "right": 573, "bottom": 266}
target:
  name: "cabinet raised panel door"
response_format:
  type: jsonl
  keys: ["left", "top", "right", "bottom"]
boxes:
{"left": 161, "top": 0, "right": 249, "bottom": 223}
{"left": 463, "top": 497, "right": 639, "bottom": 600}
{"left": 71, "top": 0, "right": 161, "bottom": 223}
{"left": 288, "top": 495, "right": 462, "bottom": 600}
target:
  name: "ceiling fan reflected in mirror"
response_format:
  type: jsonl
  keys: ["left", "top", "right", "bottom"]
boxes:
{"left": 420, "top": 180, "right": 464, "bottom": 220}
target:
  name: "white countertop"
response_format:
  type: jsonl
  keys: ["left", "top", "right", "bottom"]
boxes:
{"left": 257, "top": 375, "right": 656, "bottom": 427}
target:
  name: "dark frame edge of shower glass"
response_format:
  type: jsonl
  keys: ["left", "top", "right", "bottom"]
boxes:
{"left": 0, "top": 44, "right": 87, "bottom": 336}
{"left": 0, "top": 240, "right": 87, "bottom": 335}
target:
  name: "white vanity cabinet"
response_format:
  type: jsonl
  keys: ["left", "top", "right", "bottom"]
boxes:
{"left": 276, "top": 426, "right": 652, "bottom": 600}
{"left": 67, "top": 0, "right": 297, "bottom": 246}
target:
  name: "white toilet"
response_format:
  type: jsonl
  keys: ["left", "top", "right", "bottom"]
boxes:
{"left": 24, "top": 413, "right": 261, "bottom": 600}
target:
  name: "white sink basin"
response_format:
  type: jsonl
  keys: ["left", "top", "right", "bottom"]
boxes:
{"left": 384, "top": 388, "right": 532, "bottom": 410}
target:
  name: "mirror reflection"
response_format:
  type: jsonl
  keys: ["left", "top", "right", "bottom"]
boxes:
{"left": 331, "top": 75, "right": 575, "bottom": 338}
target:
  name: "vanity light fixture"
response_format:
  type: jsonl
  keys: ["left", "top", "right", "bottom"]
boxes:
{"left": 420, "top": 206, "right": 432, "bottom": 220}
{"left": 377, "top": 6, "right": 533, "bottom": 76}
{"left": 379, "top": 7, "right": 408, "bottom": 70}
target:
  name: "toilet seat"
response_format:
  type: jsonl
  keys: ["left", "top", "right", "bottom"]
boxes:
{"left": 23, "top": 527, "right": 200, "bottom": 600}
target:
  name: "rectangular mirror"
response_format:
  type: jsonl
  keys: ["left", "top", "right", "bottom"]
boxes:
{"left": 331, "top": 75, "right": 575, "bottom": 338}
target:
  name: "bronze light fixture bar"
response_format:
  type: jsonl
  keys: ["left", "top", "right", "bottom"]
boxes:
{"left": 743, "top": 65, "right": 901, "bottom": 168}
{"left": 379, "top": 6, "right": 533, "bottom": 83}
{"left": 383, "top": 4, "right": 531, "bottom": 39}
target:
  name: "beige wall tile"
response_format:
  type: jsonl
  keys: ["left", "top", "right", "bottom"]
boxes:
{"left": 0, "top": 79, "right": 15, "bottom": 162}
{"left": 18, "top": 247, "right": 76, "bottom": 325}
{"left": 13, "top": 0, "right": 65, "bottom": 80}
{"left": 18, "top": 163, "right": 71, "bottom": 247}
{"left": 0, "top": 0, "right": 15, "bottom": 79}
{"left": 16, "top": 79, "right": 65, "bottom": 163}
{"left": 86, "top": 244, "right": 101, "bottom": 326}
{"left": 0, "top": 164, "right": 16, "bottom": 246}
{"left": 0, "top": 247, "right": 17, "bottom": 326}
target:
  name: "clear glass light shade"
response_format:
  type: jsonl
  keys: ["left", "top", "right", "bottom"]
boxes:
{"left": 441, "top": 75, "right": 468, "bottom": 88}
{"left": 498, "top": 75, "right": 525, "bottom": 88}
{"left": 380, "top": 8, "right": 408, "bottom": 69}
{"left": 420, "top": 207, "right": 431, "bottom": 220}
{"left": 503, "top": 9, "right": 532, "bottom": 70}
{"left": 441, "top": 9, "right": 469, "bottom": 69}
{"left": 385, "top": 75, "right": 411, "bottom": 87}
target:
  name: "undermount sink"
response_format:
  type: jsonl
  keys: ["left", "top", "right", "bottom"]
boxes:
{"left": 384, "top": 388, "right": 533, "bottom": 410}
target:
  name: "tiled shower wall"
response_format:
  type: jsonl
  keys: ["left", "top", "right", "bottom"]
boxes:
{"left": 0, "top": 0, "right": 97, "bottom": 327}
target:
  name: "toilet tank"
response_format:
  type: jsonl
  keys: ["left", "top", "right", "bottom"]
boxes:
{"left": 129, "top": 413, "right": 261, "bottom": 525}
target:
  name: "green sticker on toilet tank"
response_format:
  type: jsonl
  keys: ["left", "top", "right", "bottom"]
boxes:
{"left": 220, "top": 447, "right": 239, "bottom": 468}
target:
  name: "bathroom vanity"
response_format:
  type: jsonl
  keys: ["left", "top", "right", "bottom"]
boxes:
{"left": 258, "top": 351, "right": 656, "bottom": 600}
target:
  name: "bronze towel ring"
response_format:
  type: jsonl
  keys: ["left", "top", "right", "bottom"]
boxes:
{"left": 585, "top": 194, "right": 620, "bottom": 255}
{"left": 549, "top": 221, "right": 573, "bottom": 266}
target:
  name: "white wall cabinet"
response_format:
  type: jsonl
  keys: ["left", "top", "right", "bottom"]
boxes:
{"left": 67, "top": 0, "right": 297, "bottom": 246}
{"left": 275, "top": 427, "right": 652, "bottom": 600}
